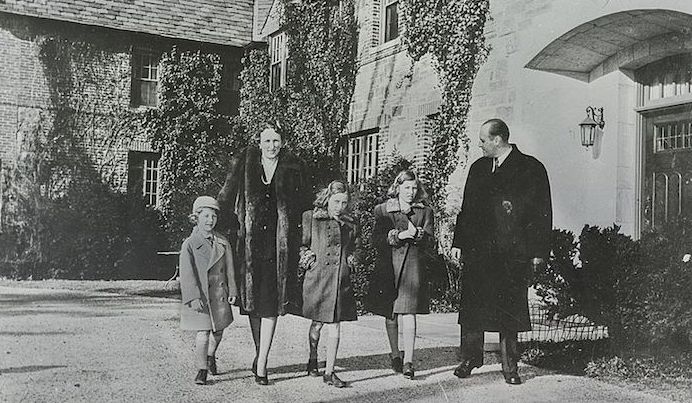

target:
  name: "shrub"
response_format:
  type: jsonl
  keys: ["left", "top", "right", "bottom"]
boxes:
{"left": 533, "top": 222, "right": 692, "bottom": 353}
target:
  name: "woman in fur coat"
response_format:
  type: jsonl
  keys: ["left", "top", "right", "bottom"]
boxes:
{"left": 217, "top": 124, "right": 308, "bottom": 385}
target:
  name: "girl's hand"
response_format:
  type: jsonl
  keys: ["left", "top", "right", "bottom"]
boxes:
{"left": 228, "top": 296, "right": 237, "bottom": 305}
{"left": 189, "top": 298, "right": 205, "bottom": 313}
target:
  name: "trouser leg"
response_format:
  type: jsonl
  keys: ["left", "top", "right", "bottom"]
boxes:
{"left": 459, "top": 326, "right": 484, "bottom": 365}
{"left": 500, "top": 330, "right": 518, "bottom": 374}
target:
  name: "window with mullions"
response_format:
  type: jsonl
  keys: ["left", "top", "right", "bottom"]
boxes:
{"left": 128, "top": 151, "right": 161, "bottom": 208}
{"left": 341, "top": 131, "right": 379, "bottom": 184}
{"left": 270, "top": 32, "right": 288, "bottom": 91}
{"left": 383, "top": 0, "right": 399, "bottom": 43}
{"left": 131, "top": 50, "right": 159, "bottom": 107}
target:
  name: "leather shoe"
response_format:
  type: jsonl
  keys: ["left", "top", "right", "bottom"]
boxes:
{"left": 453, "top": 360, "right": 479, "bottom": 378}
{"left": 504, "top": 372, "right": 522, "bottom": 385}
{"left": 323, "top": 372, "right": 346, "bottom": 388}
{"left": 194, "top": 369, "right": 208, "bottom": 385}
{"left": 254, "top": 374, "right": 269, "bottom": 385}
{"left": 390, "top": 353, "right": 403, "bottom": 373}
{"left": 403, "top": 362, "right": 414, "bottom": 380}
{"left": 307, "top": 358, "right": 320, "bottom": 377}
{"left": 207, "top": 355, "right": 217, "bottom": 375}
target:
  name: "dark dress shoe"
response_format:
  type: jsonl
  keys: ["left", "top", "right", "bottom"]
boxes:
{"left": 403, "top": 362, "right": 414, "bottom": 380}
{"left": 254, "top": 374, "right": 269, "bottom": 385}
{"left": 504, "top": 372, "right": 522, "bottom": 385}
{"left": 207, "top": 355, "right": 217, "bottom": 375}
{"left": 194, "top": 369, "right": 208, "bottom": 385}
{"left": 307, "top": 358, "right": 320, "bottom": 377}
{"left": 323, "top": 372, "right": 346, "bottom": 388}
{"left": 453, "top": 360, "right": 479, "bottom": 378}
{"left": 390, "top": 353, "right": 403, "bottom": 373}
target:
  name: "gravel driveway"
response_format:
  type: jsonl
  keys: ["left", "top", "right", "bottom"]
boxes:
{"left": 0, "top": 282, "right": 676, "bottom": 402}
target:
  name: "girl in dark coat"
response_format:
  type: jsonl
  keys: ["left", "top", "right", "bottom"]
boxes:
{"left": 299, "top": 180, "right": 358, "bottom": 388}
{"left": 217, "top": 124, "right": 308, "bottom": 385}
{"left": 367, "top": 170, "right": 434, "bottom": 380}
{"left": 179, "top": 196, "right": 237, "bottom": 386}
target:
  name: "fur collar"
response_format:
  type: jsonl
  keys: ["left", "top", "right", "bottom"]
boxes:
{"left": 384, "top": 198, "right": 425, "bottom": 213}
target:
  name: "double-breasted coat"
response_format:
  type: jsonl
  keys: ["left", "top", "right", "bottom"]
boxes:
{"left": 179, "top": 229, "right": 237, "bottom": 332}
{"left": 217, "top": 146, "right": 309, "bottom": 316}
{"left": 453, "top": 144, "right": 552, "bottom": 332}
{"left": 366, "top": 199, "right": 434, "bottom": 317}
{"left": 300, "top": 209, "right": 358, "bottom": 323}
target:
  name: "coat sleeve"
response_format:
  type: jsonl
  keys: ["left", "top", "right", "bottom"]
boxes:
{"left": 416, "top": 207, "right": 435, "bottom": 246}
{"left": 217, "top": 151, "right": 243, "bottom": 236}
{"left": 452, "top": 163, "right": 479, "bottom": 250}
{"left": 298, "top": 211, "right": 316, "bottom": 271}
{"left": 223, "top": 240, "right": 238, "bottom": 299}
{"left": 179, "top": 241, "right": 201, "bottom": 305}
{"left": 527, "top": 161, "right": 553, "bottom": 259}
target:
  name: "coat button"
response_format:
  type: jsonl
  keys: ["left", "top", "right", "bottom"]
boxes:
{"left": 262, "top": 225, "right": 267, "bottom": 230}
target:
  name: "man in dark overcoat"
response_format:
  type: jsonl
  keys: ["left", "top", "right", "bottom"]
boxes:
{"left": 451, "top": 118, "right": 552, "bottom": 385}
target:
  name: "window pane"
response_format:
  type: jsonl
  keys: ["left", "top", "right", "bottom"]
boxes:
{"left": 385, "top": 2, "right": 399, "bottom": 42}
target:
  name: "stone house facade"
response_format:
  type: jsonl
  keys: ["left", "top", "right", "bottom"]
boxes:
{"left": 0, "top": 0, "right": 265, "bottom": 224}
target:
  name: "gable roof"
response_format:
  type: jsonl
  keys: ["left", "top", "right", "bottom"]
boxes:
{"left": 0, "top": 0, "right": 254, "bottom": 47}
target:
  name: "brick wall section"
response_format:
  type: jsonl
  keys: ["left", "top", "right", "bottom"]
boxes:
{"left": 349, "top": 0, "right": 441, "bottom": 172}
{"left": 0, "top": 14, "right": 243, "bottom": 195}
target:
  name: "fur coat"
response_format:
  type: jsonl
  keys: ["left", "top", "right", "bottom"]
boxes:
{"left": 217, "top": 146, "right": 309, "bottom": 316}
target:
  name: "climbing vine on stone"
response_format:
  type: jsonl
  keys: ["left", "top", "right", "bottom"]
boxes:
{"left": 239, "top": 0, "right": 358, "bottom": 188}
{"left": 400, "top": 0, "right": 490, "bottom": 214}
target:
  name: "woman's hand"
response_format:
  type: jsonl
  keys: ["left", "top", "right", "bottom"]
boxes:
{"left": 189, "top": 298, "right": 205, "bottom": 313}
{"left": 397, "top": 220, "right": 417, "bottom": 240}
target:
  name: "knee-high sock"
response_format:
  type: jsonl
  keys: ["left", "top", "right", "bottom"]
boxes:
{"left": 195, "top": 331, "right": 210, "bottom": 370}
{"left": 208, "top": 330, "right": 223, "bottom": 357}
{"left": 308, "top": 321, "right": 323, "bottom": 360}
{"left": 324, "top": 323, "right": 341, "bottom": 375}
{"left": 401, "top": 314, "right": 416, "bottom": 363}
{"left": 385, "top": 316, "right": 400, "bottom": 358}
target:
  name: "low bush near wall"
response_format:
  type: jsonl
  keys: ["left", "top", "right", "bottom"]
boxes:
{"left": 533, "top": 222, "right": 692, "bottom": 353}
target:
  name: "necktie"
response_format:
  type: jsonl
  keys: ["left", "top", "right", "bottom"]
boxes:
{"left": 492, "top": 157, "right": 499, "bottom": 173}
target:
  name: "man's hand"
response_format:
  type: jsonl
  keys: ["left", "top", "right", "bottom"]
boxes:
{"left": 189, "top": 298, "right": 205, "bottom": 313}
{"left": 451, "top": 247, "right": 462, "bottom": 260}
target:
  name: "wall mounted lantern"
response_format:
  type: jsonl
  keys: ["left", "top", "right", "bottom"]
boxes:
{"left": 578, "top": 106, "right": 605, "bottom": 148}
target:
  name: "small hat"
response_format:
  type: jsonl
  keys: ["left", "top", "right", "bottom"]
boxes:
{"left": 192, "top": 196, "right": 220, "bottom": 213}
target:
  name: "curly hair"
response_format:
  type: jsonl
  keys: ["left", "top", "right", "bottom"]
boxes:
{"left": 386, "top": 169, "right": 428, "bottom": 203}
{"left": 313, "top": 180, "right": 350, "bottom": 209}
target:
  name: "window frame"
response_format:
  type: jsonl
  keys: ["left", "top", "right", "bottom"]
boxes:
{"left": 382, "top": 0, "right": 400, "bottom": 44}
{"left": 341, "top": 129, "right": 380, "bottom": 184}
{"left": 131, "top": 49, "right": 160, "bottom": 108}
{"left": 269, "top": 31, "right": 288, "bottom": 92}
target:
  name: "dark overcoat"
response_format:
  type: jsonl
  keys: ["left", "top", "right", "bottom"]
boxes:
{"left": 366, "top": 199, "right": 434, "bottom": 317}
{"left": 453, "top": 145, "right": 552, "bottom": 332}
{"left": 179, "top": 229, "right": 237, "bottom": 332}
{"left": 300, "top": 209, "right": 358, "bottom": 323}
{"left": 217, "top": 146, "right": 309, "bottom": 316}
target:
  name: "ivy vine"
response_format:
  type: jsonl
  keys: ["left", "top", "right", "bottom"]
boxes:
{"left": 400, "top": 0, "right": 490, "bottom": 216}
{"left": 239, "top": 0, "right": 358, "bottom": 188}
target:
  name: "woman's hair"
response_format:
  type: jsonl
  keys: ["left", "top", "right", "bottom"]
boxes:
{"left": 256, "top": 122, "right": 284, "bottom": 141}
{"left": 314, "top": 180, "right": 350, "bottom": 209}
{"left": 386, "top": 169, "right": 428, "bottom": 203}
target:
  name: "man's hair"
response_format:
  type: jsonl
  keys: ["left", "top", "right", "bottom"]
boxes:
{"left": 482, "top": 118, "right": 510, "bottom": 143}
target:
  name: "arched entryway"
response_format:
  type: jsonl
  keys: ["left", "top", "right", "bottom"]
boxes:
{"left": 526, "top": 9, "right": 692, "bottom": 235}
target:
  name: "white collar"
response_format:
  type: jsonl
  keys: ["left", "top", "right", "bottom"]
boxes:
{"left": 495, "top": 146, "right": 512, "bottom": 167}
